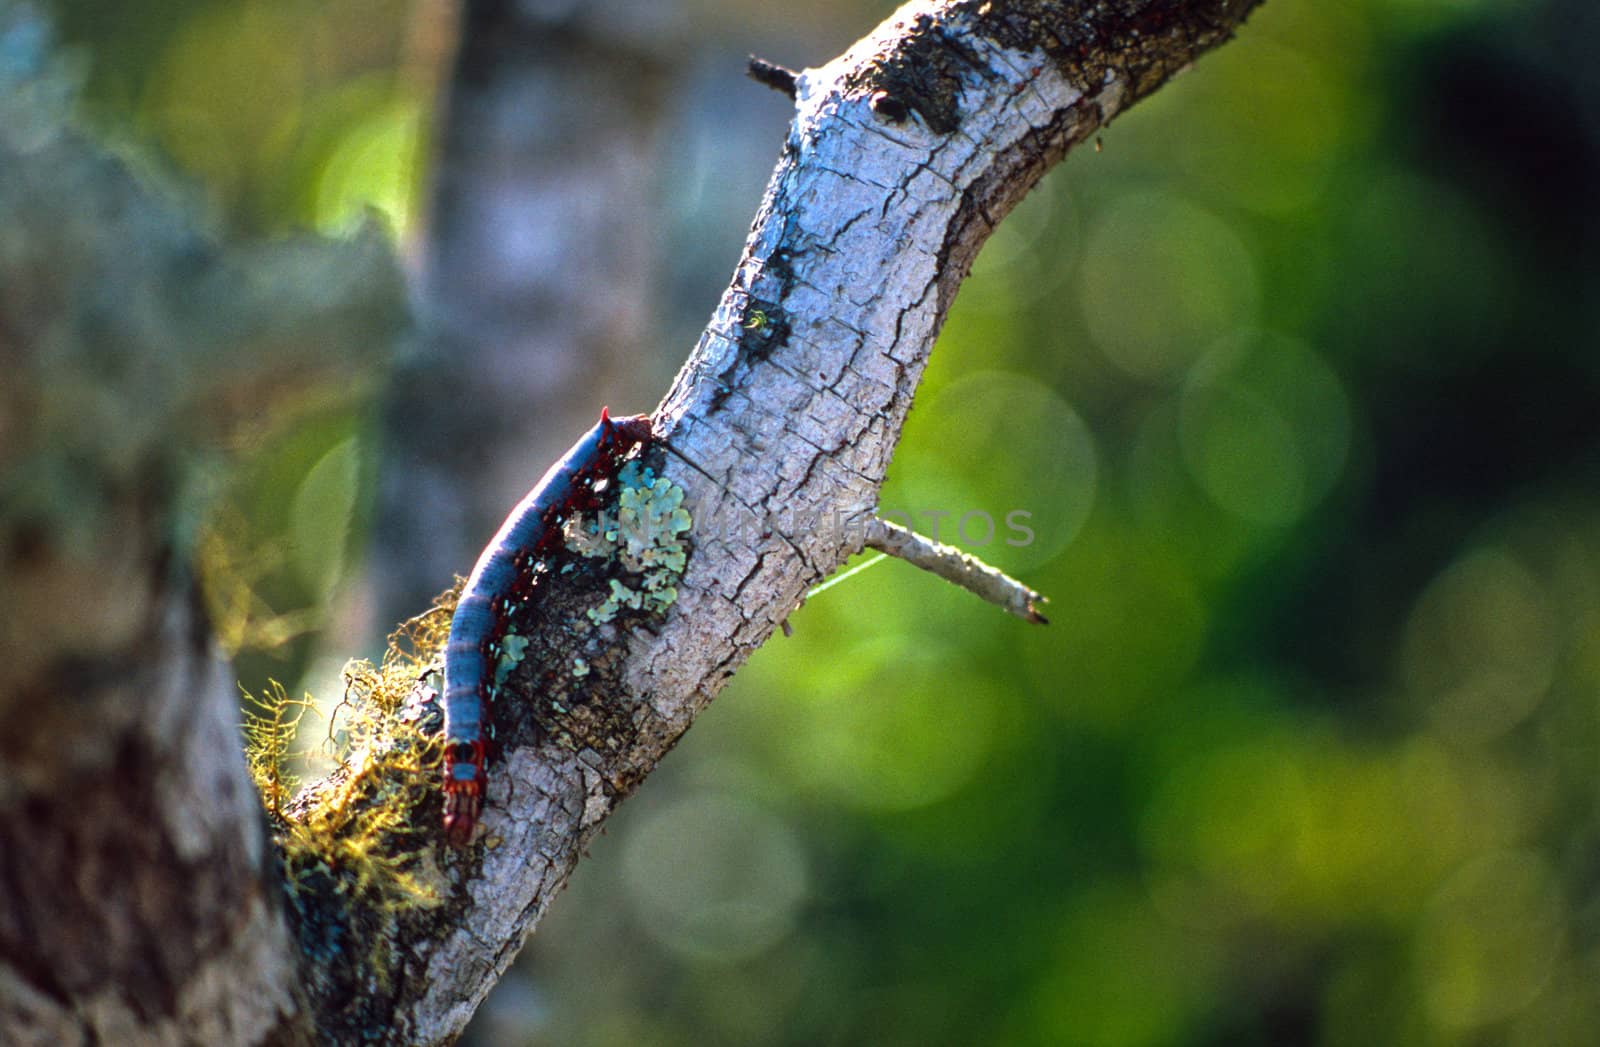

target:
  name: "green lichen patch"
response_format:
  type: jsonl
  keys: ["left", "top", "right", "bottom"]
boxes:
{"left": 572, "top": 461, "right": 691, "bottom": 625}
{"left": 589, "top": 578, "right": 646, "bottom": 625}
{"left": 494, "top": 631, "right": 529, "bottom": 686}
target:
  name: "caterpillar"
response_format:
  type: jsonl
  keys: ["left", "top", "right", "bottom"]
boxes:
{"left": 442, "top": 408, "right": 653, "bottom": 846}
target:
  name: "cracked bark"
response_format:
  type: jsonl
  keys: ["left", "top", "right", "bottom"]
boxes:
{"left": 0, "top": 1, "right": 1263, "bottom": 1044}
{"left": 393, "top": 2, "right": 1265, "bottom": 1041}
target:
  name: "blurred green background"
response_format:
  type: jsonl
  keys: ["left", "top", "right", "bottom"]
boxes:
{"left": 40, "top": 0, "right": 1600, "bottom": 1043}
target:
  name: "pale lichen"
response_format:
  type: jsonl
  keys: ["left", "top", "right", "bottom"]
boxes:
{"left": 576, "top": 462, "right": 691, "bottom": 624}
{"left": 493, "top": 632, "right": 529, "bottom": 686}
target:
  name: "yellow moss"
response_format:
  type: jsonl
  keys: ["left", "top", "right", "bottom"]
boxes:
{"left": 244, "top": 587, "right": 463, "bottom": 978}
{"left": 241, "top": 680, "right": 316, "bottom": 817}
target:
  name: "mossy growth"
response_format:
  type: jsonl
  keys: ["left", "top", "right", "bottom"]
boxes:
{"left": 569, "top": 461, "right": 692, "bottom": 625}
{"left": 239, "top": 461, "right": 690, "bottom": 990}
{"left": 242, "top": 595, "right": 458, "bottom": 987}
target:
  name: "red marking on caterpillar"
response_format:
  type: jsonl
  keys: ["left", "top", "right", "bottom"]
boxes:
{"left": 441, "top": 408, "right": 653, "bottom": 846}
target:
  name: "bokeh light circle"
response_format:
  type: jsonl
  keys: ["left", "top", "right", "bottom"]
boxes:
{"left": 621, "top": 792, "right": 808, "bottom": 962}
{"left": 1079, "top": 193, "right": 1259, "bottom": 380}
{"left": 775, "top": 636, "right": 1001, "bottom": 813}
{"left": 1178, "top": 331, "right": 1351, "bottom": 526}
{"left": 1400, "top": 547, "right": 1558, "bottom": 745}
{"left": 315, "top": 101, "right": 423, "bottom": 236}
{"left": 896, "top": 370, "right": 1097, "bottom": 570}
{"left": 1414, "top": 850, "right": 1565, "bottom": 1033}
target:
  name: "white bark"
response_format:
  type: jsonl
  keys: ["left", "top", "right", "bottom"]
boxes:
{"left": 0, "top": 1, "right": 1263, "bottom": 1043}
{"left": 398, "top": 1, "right": 1263, "bottom": 1041}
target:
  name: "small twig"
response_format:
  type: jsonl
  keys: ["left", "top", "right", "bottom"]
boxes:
{"left": 865, "top": 517, "right": 1049, "bottom": 625}
{"left": 747, "top": 55, "right": 799, "bottom": 99}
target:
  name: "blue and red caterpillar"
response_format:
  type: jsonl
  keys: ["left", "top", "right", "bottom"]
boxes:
{"left": 442, "top": 408, "right": 654, "bottom": 846}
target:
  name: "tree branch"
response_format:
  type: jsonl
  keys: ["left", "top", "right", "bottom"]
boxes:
{"left": 384, "top": 1, "right": 1263, "bottom": 1041}
{"left": 747, "top": 55, "right": 800, "bottom": 98}
{"left": 864, "top": 516, "right": 1050, "bottom": 623}
{"left": 0, "top": 1, "right": 1263, "bottom": 1043}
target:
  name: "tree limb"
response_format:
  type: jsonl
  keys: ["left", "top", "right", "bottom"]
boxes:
{"left": 864, "top": 516, "right": 1050, "bottom": 623}
{"left": 388, "top": 1, "right": 1263, "bottom": 1041}
{"left": 0, "top": 1, "right": 1263, "bottom": 1043}
{"left": 0, "top": 6, "right": 401, "bottom": 1043}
